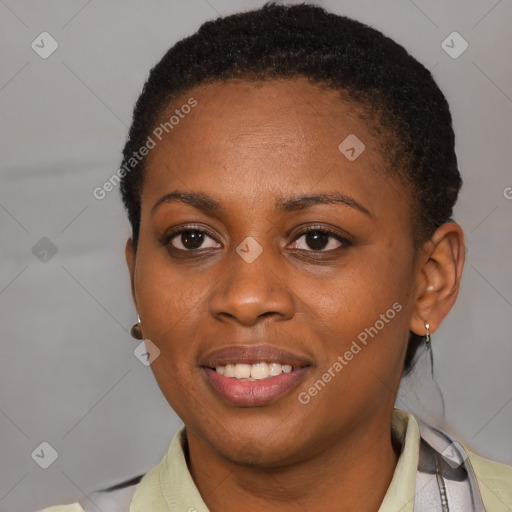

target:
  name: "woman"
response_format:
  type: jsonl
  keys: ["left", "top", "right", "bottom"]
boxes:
{"left": 40, "top": 3, "right": 512, "bottom": 511}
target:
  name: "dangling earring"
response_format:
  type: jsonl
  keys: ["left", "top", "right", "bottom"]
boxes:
{"left": 424, "top": 322, "right": 431, "bottom": 349}
{"left": 130, "top": 314, "right": 142, "bottom": 340}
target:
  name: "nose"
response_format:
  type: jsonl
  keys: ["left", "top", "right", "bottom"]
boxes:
{"left": 208, "top": 242, "right": 296, "bottom": 327}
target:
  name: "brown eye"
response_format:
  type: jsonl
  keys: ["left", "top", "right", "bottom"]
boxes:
{"left": 289, "top": 228, "right": 351, "bottom": 252}
{"left": 167, "top": 228, "right": 220, "bottom": 251}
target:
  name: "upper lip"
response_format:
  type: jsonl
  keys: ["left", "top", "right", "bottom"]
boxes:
{"left": 201, "top": 344, "right": 312, "bottom": 368}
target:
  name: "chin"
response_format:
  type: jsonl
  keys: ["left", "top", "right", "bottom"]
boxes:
{"left": 206, "top": 425, "right": 308, "bottom": 468}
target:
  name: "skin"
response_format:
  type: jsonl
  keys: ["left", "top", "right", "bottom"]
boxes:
{"left": 125, "top": 77, "right": 465, "bottom": 512}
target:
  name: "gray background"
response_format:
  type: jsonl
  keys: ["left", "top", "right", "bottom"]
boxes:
{"left": 0, "top": 0, "right": 511, "bottom": 510}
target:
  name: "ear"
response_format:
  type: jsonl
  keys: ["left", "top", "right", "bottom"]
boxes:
{"left": 125, "top": 237, "right": 137, "bottom": 309}
{"left": 410, "top": 222, "right": 466, "bottom": 337}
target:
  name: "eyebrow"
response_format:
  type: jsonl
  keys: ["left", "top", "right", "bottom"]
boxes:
{"left": 151, "top": 190, "right": 371, "bottom": 217}
{"left": 276, "top": 193, "right": 371, "bottom": 216}
{"left": 151, "top": 191, "right": 223, "bottom": 216}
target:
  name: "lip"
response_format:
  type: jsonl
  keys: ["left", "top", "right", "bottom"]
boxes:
{"left": 203, "top": 366, "right": 310, "bottom": 406}
{"left": 200, "top": 344, "right": 312, "bottom": 407}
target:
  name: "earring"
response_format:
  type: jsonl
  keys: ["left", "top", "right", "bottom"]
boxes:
{"left": 424, "top": 322, "right": 431, "bottom": 349}
{"left": 130, "top": 314, "right": 142, "bottom": 340}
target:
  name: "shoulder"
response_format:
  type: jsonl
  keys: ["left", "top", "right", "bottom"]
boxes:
{"left": 36, "top": 505, "right": 84, "bottom": 512}
{"left": 466, "top": 447, "right": 512, "bottom": 511}
{"left": 35, "top": 473, "right": 144, "bottom": 512}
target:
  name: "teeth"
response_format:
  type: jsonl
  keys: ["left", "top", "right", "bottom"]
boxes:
{"left": 214, "top": 362, "right": 295, "bottom": 380}
{"left": 234, "top": 363, "right": 251, "bottom": 379}
{"left": 269, "top": 363, "right": 282, "bottom": 376}
{"left": 224, "top": 364, "right": 235, "bottom": 378}
{"left": 251, "top": 362, "right": 269, "bottom": 380}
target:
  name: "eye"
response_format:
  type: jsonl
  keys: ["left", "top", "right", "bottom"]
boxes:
{"left": 162, "top": 224, "right": 351, "bottom": 253}
{"left": 288, "top": 226, "right": 351, "bottom": 252}
{"left": 165, "top": 226, "right": 220, "bottom": 251}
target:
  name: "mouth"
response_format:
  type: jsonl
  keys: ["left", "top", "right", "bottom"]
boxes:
{"left": 200, "top": 344, "right": 311, "bottom": 406}
{"left": 213, "top": 362, "right": 294, "bottom": 380}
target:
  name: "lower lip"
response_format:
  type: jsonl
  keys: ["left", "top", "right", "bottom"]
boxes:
{"left": 203, "top": 367, "right": 309, "bottom": 406}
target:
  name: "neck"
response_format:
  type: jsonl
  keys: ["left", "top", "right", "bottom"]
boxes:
{"left": 185, "top": 410, "right": 401, "bottom": 512}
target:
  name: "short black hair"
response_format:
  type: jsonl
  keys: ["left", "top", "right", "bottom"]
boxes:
{"left": 119, "top": 2, "right": 462, "bottom": 373}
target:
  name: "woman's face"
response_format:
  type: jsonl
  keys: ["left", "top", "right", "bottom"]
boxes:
{"left": 127, "top": 77, "right": 425, "bottom": 466}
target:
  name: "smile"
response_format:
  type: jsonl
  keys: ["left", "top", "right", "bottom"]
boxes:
{"left": 214, "top": 362, "right": 293, "bottom": 380}
{"left": 200, "top": 344, "right": 312, "bottom": 406}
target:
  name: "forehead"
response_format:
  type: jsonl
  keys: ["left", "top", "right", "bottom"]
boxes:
{"left": 141, "top": 77, "right": 410, "bottom": 217}
{"left": 151, "top": 77, "right": 379, "bottom": 162}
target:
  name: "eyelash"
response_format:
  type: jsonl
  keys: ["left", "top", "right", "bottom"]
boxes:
{"left": 162, "top": 224, "right": 353, "bottom": 253}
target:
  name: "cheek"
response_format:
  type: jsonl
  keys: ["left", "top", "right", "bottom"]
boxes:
{"left": 310, "top": 251, "right": 410, "bottom": 328}
{"left": 133, "top": 245, "right": 206, "bottom": 360}
{"left": 134, "top": 251, "right": 208, "bottom": 417}
{"left": 304, "top": 247, "right": 414, "bottom": 389}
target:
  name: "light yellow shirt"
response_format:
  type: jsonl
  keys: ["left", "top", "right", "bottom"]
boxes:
{"left": 38, "top": 409, "right": 512, "bottom": 512}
